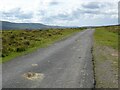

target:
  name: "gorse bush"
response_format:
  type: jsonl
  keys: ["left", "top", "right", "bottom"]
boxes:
{"left": 16, "top": 46, "right": 26, "bottom": 52}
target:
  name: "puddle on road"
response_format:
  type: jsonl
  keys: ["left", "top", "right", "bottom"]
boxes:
{"left": 23, "top": 72, "right": 44, "bottom": 81}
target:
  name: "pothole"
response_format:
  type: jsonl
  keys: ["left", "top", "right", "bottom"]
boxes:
{"left": 78, "top": 57, "right": 81, "bottom": 59}
{"left": 23, "top": 72, "right": 44, "bottom": 80}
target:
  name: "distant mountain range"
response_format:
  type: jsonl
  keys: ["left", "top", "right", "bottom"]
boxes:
{"left": 1, "top": 21, "right": 119, "bottom": 30}
{"left": 1, "top": 21, "right": 63, "bottom": 30}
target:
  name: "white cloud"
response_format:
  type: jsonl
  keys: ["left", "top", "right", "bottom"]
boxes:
{"left": 0, "top": 0, "right": 119, "bottom": 26}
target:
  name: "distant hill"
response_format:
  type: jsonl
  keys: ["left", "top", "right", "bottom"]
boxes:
{"left": 1, "top": 21, "right": 62, "bottom": 30}
{"left": 1, "top": 21, "right": 119, "bottom": 30}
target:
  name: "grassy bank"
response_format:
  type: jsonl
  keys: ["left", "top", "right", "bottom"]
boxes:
{"left": 93, "top": 26, "right": 119, "bottom": 88}
{"left": 94, "top": 26, "right": 118, "bottom": 49}
{"left": 1, "top": 28, "right": 84, "bottom": 63}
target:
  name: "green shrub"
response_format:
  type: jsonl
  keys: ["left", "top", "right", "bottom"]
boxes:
{"left": 16, "top": 46, "right": 26, "bottom": 52}
{"left": 24, "top": 41, "right": 30, "bottom": 45}
{"left": 10, "top": 35, "right": 15, "bottom": 39}
{"left": 2, "top": 48, "right": 9, "bottom": 57}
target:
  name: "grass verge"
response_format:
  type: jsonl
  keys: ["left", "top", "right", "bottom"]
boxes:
{"left": 93, "top": 26, "right": 119, "bottom": 88}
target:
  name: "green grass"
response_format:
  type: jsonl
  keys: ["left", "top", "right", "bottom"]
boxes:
{"left": 1, "top": 28, "right": 85, "bottom": 63}
{"left": 94, "top": 26, "right": 119, "bottom": 88}
{"left": 94, "top": 26, "right": 118, "bottom": 50}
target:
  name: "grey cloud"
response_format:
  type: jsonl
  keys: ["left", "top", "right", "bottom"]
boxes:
{"left": 42, "top": 13, "right": 75, "bottom": 23}
{"left": 49, "top": 1, "right": 59, "bottom": 5}
{"left": 2, "top": 8, "right": 21, "bottom": 17}
{"left": 73, "top": 9, "right": 100, "bottom": 15}
{"left": 39, "top": 1, "right": 117, "bottom": 24}
{"left": 73, "top": 8, "right": 117, "bottom": 16}
{"left": 2, "top": 8, "right": 33, "bottom": 19}
{"left": 55, "top": 14, "right": 73, "bottom": 20}
{"left": 15, "top": 13, "right": 33, "bottom": 19}
{"left": 75, "top": 1, "right": 116, "bottom": 16}
{"left": 41, "top": 10, "right": 89, "bottom": 23}
{"left": 42, "top": 8, "right": 116, "bottom": 24}
{"left": 82, "top": 2, "right": 112, "bottom": 9}
{"left": 38, "top": 10, "right": 46, "bottom": 16}
{"left": 82, "top": 2, "right": 101, "bottom": 9}
{"left": 81, "top": 10, "right": 99, "bottom": 14}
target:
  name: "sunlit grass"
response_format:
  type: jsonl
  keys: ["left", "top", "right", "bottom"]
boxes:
{"left": 1, "top": 28, "right": 85, "bottom": 63}
{"left": 94, "top": 26, "right": 118, "bottom": 50}
{"left": 94, "top": 26, "right": 119, "bottom": 88}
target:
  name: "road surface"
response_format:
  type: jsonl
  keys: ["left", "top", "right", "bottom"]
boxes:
{"left": 2, "top": 29, "right": 95, "bottom": 88}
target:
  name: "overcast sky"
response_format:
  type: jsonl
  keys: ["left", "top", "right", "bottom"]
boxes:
{"left": 0, "top": 0, "right": 119, "bottom": 26}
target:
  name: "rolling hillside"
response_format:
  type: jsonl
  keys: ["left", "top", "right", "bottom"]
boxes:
{"left": 1, "top": 21, "right": 62, "bottom": 30}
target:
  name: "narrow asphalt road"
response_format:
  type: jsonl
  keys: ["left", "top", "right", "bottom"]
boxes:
{"left": 2, "top": 29, "right": 95, "bottom": 88}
